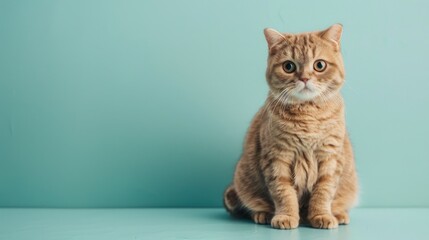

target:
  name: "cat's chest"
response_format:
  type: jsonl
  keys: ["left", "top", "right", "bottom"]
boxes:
{"left": 282, "top": 122, "right": 323, "bottom": 150}
{"left": 292, "top": 151, "right": 318, "bottom": 196}
{"left": 286, "top": 128, "right": 323, "bottom": 194}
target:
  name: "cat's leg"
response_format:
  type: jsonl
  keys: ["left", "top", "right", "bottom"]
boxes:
{"left": 307, "top": 156, "right": 340, "bottom": 229}
{"left": 331, "top": 138, "right": 358, "bottom": 225}
{"left": 333, "top": 210, "right": 350, "bottom": 225}
{"left": 252, "top": 211, "right": 273, "bottom": 225}
{"left": 242, "top": 196, "right": 274, "bottom": 225}
{"left": 261, "top": 154, "right": 300, "bottom": 229}
{"left": 233, "top": 182, "right": 274, "bottom": 225}
{"left": 331, "top": 171, "right": 358, "bottom": 225}
{"left": 232, "top": 158, "right": 275, "bottom": 225}
{"left": 224, "top": 184, "right": 272, "bottom": 224}
{"left": 330, "top": 189, "right": 352, "bottom": 225}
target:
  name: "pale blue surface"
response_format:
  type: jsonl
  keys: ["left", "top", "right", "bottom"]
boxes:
{"left": 1, "top": 208, "right": 428, "bottom": 240}
{"left": 1, "top": 0, "right": 429, "bottom": 208}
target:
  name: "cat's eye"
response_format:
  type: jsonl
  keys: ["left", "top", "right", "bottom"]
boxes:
{"left": 282, "top": 61, "right": 296, "bottom": 73}
{"left": 313, "top": 60, "right": 327, "bottom": 72}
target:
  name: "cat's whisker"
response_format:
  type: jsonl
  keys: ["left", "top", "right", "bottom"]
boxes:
{"left": 267, "top": 88, "right": 289, "bottom": 136}
{"left": 262, "top": 89, "right": 287, "bottom": 116}
{"left": 262, "top": 89, "right": 288, "bottom": 138}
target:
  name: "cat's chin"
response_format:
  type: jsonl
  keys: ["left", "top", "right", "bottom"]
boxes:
{"left": 293, "top": 90, "right": 340, "bottom": 105}
{"left": 290, "top": 89, "right": 320, "bottom": 102}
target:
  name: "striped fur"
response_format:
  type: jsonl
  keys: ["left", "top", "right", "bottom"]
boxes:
{"left": 224, "top": 24, "right": 358, "bottom": 229}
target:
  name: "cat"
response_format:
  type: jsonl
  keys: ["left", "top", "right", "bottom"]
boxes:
{"left": 223, "top": 24, "right": 358, "bottom": 229}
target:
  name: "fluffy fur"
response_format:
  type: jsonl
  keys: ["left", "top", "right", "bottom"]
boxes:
{"left": 223, "top": 24, "right": 358, "bottom": 229}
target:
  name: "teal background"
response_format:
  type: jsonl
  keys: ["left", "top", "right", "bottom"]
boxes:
{"left": 0, "top": 0, "right": 428, "bottom": 208}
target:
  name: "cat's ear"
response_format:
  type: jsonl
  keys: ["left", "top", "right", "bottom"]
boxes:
{"left": 264, "top": 28, "right": 286, "bottom": 49}
{"left": 320, "top": 23, "right": 343, "bottom": 49}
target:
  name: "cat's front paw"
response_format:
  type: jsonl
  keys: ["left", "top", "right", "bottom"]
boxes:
{"left": 271, "top": 214, "right": 299, "bottom": 229}
{"left": 309, "top": 214, "right": 338, "bottom": 229}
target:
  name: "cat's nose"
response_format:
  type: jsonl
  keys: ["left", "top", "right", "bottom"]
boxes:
{"left": 299, "top": 78, "right": 309, "bottom": 83}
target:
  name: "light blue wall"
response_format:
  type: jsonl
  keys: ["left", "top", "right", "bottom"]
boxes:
{"left": 1, "top": 0, "right": 428, "bottom": 207}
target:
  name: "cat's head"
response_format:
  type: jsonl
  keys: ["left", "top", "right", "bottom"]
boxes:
{"left": 264, "top": 24, "right": 345, "bottom": 104}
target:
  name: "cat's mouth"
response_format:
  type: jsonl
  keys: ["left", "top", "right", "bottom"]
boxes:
{"left": 301, "top": 86, "right": 312, "bottom": 92}
{"left": 292, "top": 84, "right": 320, "bottom": 101}
{"left": 297, "top": 84, "right": 315, "bottom": 94}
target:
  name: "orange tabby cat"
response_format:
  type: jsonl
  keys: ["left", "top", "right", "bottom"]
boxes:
{"left": 223, "top": 24, "right": 358, "bottom": 229}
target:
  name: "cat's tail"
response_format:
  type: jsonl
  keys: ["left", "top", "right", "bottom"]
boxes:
{"left": 223, "top": 185, "right": 247, "bottom": 218}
